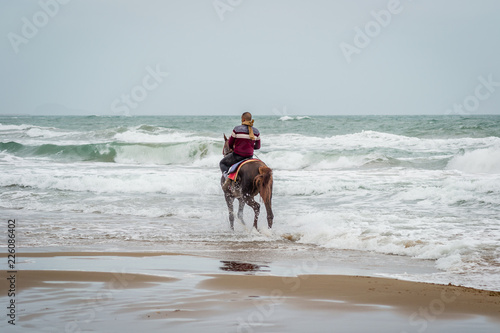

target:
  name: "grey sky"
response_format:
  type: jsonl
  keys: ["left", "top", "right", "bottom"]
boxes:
{"left": 1, "top": 0, "right": 499, "bottom": 116}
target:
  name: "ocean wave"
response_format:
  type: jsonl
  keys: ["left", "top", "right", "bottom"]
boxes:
{"left": 446, "top": 147, "right": 500, "bottom": 174}
{"left": 1, "top": 123, "right": 101, "bottom": 146}
{"left": 3, "top": 125, "right": 500, "bottom": 171}
{"left": 0, "top": 167, "right": 221, "bottom": 195}
{"left": 113, "top": 141, "right": 220, "bottom": 165}
{"left": 0, "top": 123, "right": 33, "bottom": 131}
{"left": 279, "top": 209, "right": 499, "bottom": 284}
{"left": 262, "top": 150, "right": 398, "bottom": 170}
{"left": 268, "top": 131, "right": 500, "bottom": 152}
{"left": 0, "top": 141, "right": 116, "bottom": 162}
{"left": 113, "top": 126, "right": 214, "bottom": 144}
{"left": 0, "top": 139, "right": 461, "bottom": 171}
{"left": 0, "top": 123, "right": 72, "bottom": 138}
{"left": 279, "top": 116, "right": 312, "bottom": 121}
{"left": 0, "top": 140, "right": 222, "bottom": 165}
{"left": 0, "top": 121, "right": 221, "bottom": 146}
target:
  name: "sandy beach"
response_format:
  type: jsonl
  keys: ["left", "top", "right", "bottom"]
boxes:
{"left": 1, "top": 251, "right": 499, "bottom": 333}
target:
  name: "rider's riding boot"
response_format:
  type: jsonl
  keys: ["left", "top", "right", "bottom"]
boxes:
{"left": 222, "top": 172, "right": 232, "bottom": 191}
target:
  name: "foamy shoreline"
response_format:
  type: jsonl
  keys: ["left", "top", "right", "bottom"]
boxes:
{"left": 1, "top": 251, "right": 499, "bottom": 332}
{"left": 3, "top": 116, "right": 500, "bottom": 295}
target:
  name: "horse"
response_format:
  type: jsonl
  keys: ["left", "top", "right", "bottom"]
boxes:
{"left": 222, "top": 134, "right": 274, "bottom": 230}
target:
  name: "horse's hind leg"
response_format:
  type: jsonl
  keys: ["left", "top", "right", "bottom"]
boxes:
{"left": 243, "top": 195, "right": 260, "bottom": 230}
{"left": 264, "top": 199, "right": 274, "bottom": 229}
{"left": 225, "top": 194, "right": 235, "bottom": 230}
{"left": 237, "top": 198, "right": 245, "bottom": 225}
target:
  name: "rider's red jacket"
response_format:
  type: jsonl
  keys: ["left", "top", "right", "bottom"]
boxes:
{"left": 228, "top": 124, "right": 260, "bottom": 157}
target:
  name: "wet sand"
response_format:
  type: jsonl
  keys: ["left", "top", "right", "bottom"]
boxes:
{"left": 199, "top": 274, "right": 500, "bottom": 318}
{"left": 1, "top": 252, "right": 499, "bottom": 332}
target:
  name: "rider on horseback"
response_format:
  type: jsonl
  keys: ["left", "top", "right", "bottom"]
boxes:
{"left": 220, "top": 112, "right": 260, "bottom": 190}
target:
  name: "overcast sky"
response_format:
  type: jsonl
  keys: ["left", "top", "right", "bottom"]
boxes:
{"left": 1, "top": 0, "right": 499, "bottom": 116}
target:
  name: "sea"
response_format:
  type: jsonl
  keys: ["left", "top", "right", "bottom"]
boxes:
{"left": 1, "top": 115, "right": 499, "bottom": 291}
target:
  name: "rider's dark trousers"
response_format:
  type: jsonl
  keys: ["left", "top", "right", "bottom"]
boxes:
{"left": 219, "top": 152, "right": 248, "bottom": 174}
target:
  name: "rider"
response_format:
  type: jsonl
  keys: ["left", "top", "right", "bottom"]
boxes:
{"left": 220, "top": 112, "right": 260, "bottom": 189}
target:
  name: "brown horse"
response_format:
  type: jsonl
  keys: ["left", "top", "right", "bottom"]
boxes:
{"left": 222, "top": 135, "right": 274, "bottom": 230}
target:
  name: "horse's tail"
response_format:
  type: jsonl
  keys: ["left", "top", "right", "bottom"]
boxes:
{"left": 254, "top": 166, "right": 273, "bottom": 203}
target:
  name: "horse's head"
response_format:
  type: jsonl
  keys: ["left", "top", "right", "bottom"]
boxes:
{"left": 222, "top": 134, "right": 232, "bottom": 156}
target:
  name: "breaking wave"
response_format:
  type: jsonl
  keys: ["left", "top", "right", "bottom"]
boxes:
{"left": 2, "top": 124, "right": 500, "bottom": 172}
{"left": 447, "top": 146, "right": 500, "bottom": 174}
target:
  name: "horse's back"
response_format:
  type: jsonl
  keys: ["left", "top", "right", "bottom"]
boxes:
{"left": 239, "top": 160, "right": 266, "bottom": 178}
{"left": 237, "top": 160, "right": 267, "bottom": 193}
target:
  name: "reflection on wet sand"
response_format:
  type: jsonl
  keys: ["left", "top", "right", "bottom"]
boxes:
{"left": 219, "top": 261, "right": 270, "bottom": 273}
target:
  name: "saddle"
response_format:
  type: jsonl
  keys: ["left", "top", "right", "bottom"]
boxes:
{"left": 227, "top": 158, "right": 259, "bottom": 181}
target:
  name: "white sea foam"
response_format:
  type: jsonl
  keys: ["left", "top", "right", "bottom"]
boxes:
{"left": 0, "top": 165, "right": 221, "bottom": 195}
{"left": 267, "top": 131, "right": 500, "bottom": 153}
{"left": 447, "top": 147, "right": 500, "bottom": 174}
{"left": 25, "top": 127, "right": 69, "bottom": 138}
{"left": 272, "top": 207, "right": 498, "bottom": 286}
{"left": 279, "top": 115, "right": 311, "bottom": 121}
{"left": 0, "top": 123, "right": 32, "bottom": 131}
{"left": 1, "top": 116, "right": 499, "bottom": 291}
{"left": 113, "top": 126, "right": 214, "bottom": 144}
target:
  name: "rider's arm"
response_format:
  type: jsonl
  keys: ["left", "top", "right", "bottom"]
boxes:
{"left": 254, "top": 135, "right": 260, "bottom": 150}
{"left": 228, "top": 130, "right": 236, "bottom": 149}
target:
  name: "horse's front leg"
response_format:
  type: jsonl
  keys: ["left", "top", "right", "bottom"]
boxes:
{"left": 243, "top": 195, "right": 260, "bottom": 230}
{"left": 237, "top": 198, "right": 245, "bottom": 225}
{"left": 225, "top": 193, "right": 236, "bottom": 230}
